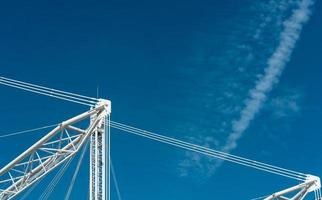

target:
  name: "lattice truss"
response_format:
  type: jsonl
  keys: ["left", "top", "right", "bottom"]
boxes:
{"left": 0, "top": 103, "right": 109, "bottom": 200}
{"left": 90, "top": 116, "right": 107, "bottom": 200}
{"left": 264, "top": 175, "right": 321, "bottom": 200}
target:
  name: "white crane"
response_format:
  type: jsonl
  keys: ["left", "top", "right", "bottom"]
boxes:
{"left": 0, "top": 76, "right": 320, "bottom": 200}
{"left": 0, "top": 77, "right": 111, "bottom": 200}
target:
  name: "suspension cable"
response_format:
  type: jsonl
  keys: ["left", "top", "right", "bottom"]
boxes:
{"left": 112, "top": 123, "right": 304, "bottom": 180}
{"left": 38, "top": 157, "right": 74, "bottom": 200}
{"left": 0, "top": 119, "right": 307, "bottom": 181}
{"left": 19, "top": 176, "right": 44, "bottom": 200}
{"left": 0, "top": 123, "right": 59, "bottom": 138}
{"left": 110, "top": 121, "right": 303, "bottom": 177}
{"left": 0, "top": 78, "right": 97, "bottom": 104}
{"left": 111, "top": 158, "right": 122, "bottom": 200}
{"left": 0, "top": 77, "right": 98, "bottom": 106}
{"left": 0, "top": 80, "right": 95, "bottom": 106}
{"left": 0, "top": 76, "right": 97, "bottom": 101}
{"left": 110, "top": 121, "right": 307, "bottom": 181}
{"left": 64, "top": 140, "right": 89, "bottom": 200}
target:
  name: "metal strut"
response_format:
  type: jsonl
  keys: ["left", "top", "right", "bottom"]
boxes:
{"left": 264, "top": 175, "right": 321, "bottom": 200}
{"left": 0, "top": 100, "right": 111, "bottom": 200}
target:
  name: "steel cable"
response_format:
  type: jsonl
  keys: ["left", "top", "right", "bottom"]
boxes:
{"left": 111, "top": 158, "right": 122, "bottom": 200}
{"left": 64, "top": 140, "right": 89, "bottom": 200}
{"left": 0, "top": 76, "right": 97, "bottom": 101}
{"left": 0, "top": 123, "right": 59, "bottom": 138}
{"left": 110, "top": 121, "right": 307, "bottom": 181}
{"left": 0, "top": 78, "right": 98, "bottom": 104}
{"left": 0, "top": 78, "right": 97, "bottom": 106}
{"left": 38, "top": 157, "right": 74, "bottom": 200}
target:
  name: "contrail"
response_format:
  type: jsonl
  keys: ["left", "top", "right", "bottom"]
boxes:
{"left": 221, "top": 0, "right": 313, "bottom": 155}
{"left": 178, "top": 0, "right": 314, "bottom": 178}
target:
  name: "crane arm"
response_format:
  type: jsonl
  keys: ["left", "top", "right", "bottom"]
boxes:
{"left": 0, "top": 104, "right": 107, "bottom": 200}
{"left": 264, "top": 175, "right": 321, "bottom": 200}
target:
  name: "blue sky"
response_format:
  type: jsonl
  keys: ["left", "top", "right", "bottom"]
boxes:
{"left": 0, "top": 0, "right": 321, "bottom": 199}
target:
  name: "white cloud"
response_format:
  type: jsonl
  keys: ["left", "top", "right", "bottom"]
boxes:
{"left": 220, "top": 0, "right": 313, "bottom": 158}
{"left": 177, "top": 0, "right": 313, "bottom": 179}
{"left": 269, "top": 90, "right": 302, "bottom": 118}
{"left": 178, "top": 136, "right": 219, "bottom": 179}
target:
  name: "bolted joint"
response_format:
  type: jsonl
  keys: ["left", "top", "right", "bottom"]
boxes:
{"left": 96, "top": 99, "right": 111, "bottom": 115}
{"left": 306, "top": 175, "right": 321, "bottom": 192}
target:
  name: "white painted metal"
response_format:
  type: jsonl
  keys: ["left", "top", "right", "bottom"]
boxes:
{"left": 106, "top": 115, "right": 111, "bottom": 200}
{"left": 264, "top": 175, "right": 321, "bottom": 200}
{"left": 90, "top": 99, "right": 111, "bottom": 200}
{"left": 0, "top": 76, "right": 320, "bottom": 200}
{"left": 0, "top": 100, "right": 111, "bottom": 200}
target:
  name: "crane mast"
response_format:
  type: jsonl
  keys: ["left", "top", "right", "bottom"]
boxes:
{"left": 90, "top": 100, "right": 111, "bottom": 200}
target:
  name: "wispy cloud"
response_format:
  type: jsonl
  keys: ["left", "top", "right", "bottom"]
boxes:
{"left": 268, "top": 88, "right": 303, "bottom": 119}
{"left": 178, "top": 0, "right": 313, "bottom": 178}
{"left": 219, "top": 0, "right": 313, "bottom": 162}
{"left": 256, "top": 87, "right": 304, "bottom": 151}
{"left": 178, "top": 136, "right": 219, "bottom": 179}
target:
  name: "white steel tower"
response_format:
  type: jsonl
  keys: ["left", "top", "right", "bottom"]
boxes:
{"left": 90, "top": 100, "right": 111, "bottom": 200}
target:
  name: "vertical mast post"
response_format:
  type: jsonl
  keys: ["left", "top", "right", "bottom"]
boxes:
{"left": 90, "top": 99, "right": 111, "bottom": 200}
